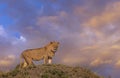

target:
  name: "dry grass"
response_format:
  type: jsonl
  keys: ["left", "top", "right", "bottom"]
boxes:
{"left": 0, "top": 64, "right": 103, "bottom": 78}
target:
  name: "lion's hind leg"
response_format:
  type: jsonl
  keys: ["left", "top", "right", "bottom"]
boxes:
{"left": 20, "top": 54, "right": 28, "bottom": 68}
{"left": 23, "top": 60, "right": 28, "bottom": 68}
{"left": 24, "top": 56, "right": 34, "bottom": 67}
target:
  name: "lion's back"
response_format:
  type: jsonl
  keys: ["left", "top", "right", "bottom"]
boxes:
{"left": 22, "top": 48, "right": 47, "bottom": 59}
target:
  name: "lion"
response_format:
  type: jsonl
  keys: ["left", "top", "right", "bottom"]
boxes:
{"left": 20, "top": 41, "right": 59, "bottom": 68}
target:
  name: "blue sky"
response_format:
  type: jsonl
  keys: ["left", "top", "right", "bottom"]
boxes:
{"left": 0, "top": 0, "right": 120, "bottom": 78}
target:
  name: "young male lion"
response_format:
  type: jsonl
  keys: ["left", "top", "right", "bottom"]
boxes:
{"left": 20, "top": 41, "right": 59, "bottom": 68}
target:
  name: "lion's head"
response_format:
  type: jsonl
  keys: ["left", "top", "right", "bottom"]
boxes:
{"left": 47, "top": 41, "right": 59, "bottom": 53}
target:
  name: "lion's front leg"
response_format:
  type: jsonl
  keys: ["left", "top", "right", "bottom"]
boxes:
{"left": 48, "top": 57, "right": 52, "bottom": 64}
{"left": 44, "top": 56, "right": 48, "bottom": 64}
{"left": 48, "top": 59, "right": 52, "bottom": 64}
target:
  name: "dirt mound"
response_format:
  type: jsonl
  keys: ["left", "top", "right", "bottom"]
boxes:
{"left": 0, "top": 64, "right": 103, "bottom": 78}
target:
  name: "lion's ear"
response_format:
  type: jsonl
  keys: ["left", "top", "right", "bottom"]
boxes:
{"left": 50, "top": 42, "right": 53, "bottom": 44}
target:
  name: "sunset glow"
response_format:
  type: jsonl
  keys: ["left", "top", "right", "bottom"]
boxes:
{"left": 0, "top": 0, "right": 120, "bottom": 78}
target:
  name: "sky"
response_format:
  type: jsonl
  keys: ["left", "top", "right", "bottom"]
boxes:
{"left": 0, "top": 0, "right": 120, "bottom": 78}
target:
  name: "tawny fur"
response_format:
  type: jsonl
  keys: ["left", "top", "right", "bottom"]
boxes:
{"left": 20, "top": 41, "right": 59, "bottom": 68}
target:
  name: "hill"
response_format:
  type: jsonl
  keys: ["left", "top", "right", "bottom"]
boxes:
{"left": 0, "top": 64, "right": 103, "bottom": 78}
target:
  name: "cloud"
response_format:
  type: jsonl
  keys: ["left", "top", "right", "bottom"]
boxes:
{"left": 61, "top": 57, "right": 85, "bottom": 65}
{"left": 110, "top": 45, "right": 120, "bottom": 49}
{"left": 74, "top": 6, "right": 86, "bottom": 16}
{"left": 90, "top": 58, "right": 112, "bottom": 67}
{"left": 11, "top": 35, "right": 26, "bottom": 45}
{"left": 0, "top": 55, "right": 15, "bottom": 67}
{"left": 115, "top": 60, "right": 120, "bottom": 67}
{"left": 83, "top": 1, "right": 120, "bottom": 28}
{"left": 0, "top": 25, "right": 26, "bottom": 46}
{"left": 36, "top": 11, "right": 68, "bottom": 27}
{"left": 0, "top": 0, "right": 120, "bottom": 78}
{"left": 0, "top": 25, "right": 27, "bottom": 60}
{"left": 60, "top": 53, "right": 87, "bottom": 65}
{"left": 36, "top": 10, "right": 83, "bottom": 44}
{"left": 0, "top": 25, "right": 7, "bottom": 37}
{"left": 19, "top": 36, "right": 26, "bottom": 42}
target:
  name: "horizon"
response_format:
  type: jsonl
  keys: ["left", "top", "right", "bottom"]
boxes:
{"left": 0, "top": 0, "right": 120, "bottom": 78}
